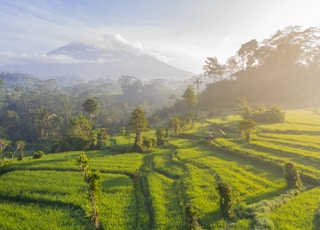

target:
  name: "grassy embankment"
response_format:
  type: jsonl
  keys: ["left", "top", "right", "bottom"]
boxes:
{"left": 0, "top": 109, "right": 320, "bottom": 229}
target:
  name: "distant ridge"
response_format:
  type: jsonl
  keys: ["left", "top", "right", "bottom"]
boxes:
{"left": 0, "top": 42, "right": 194, "bottom": 81}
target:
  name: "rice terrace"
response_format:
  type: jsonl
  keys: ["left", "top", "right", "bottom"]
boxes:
{"left": 1, "top": 109, "right": 320, "bottom": 229}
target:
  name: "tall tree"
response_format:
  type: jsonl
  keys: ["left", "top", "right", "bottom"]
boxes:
{"left": 225, "top": 56, "right": 240, "bottom": 80}
{"left": 66, "top": 115, "right": 96, "bottom": 150}
{"left": 11, "top": 140, "right": 26, "bottom": 160}
{"left": 237, "top": 39, "right": 258, "bottom": 69}
{"left": 171, "top": 116, "right": 181, "bottom": 136}
{"left": 83, "top": 98, "right": 99, "bottom": 122}
{"left": 193, "top": 76, "right": 203, "bottom": 96}
{"left": 203, "top": 57, "right": 225, "bottom": 83}
{"left": 129, "top": 105, "right": 148, "bottom": 148}
{"left": 31, "top": 106, "right": 61, "bottom": 139}
{"left": 182, "top": 86, "right": 198, "bottom": 110}
{"left": 155, "top": 127, "right": 165, "bottom": 145}
{"left": 238, "top": 119, "right": 256, "bottom": 142}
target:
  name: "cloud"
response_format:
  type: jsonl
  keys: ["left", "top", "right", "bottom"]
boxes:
{"left": 0, "top": 31, "right": 172, "bottom": 66}
{"left": 0, "top": 52, "right": 89, "bottom": 66}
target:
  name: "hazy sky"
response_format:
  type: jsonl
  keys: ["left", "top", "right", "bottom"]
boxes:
{"left": 0, "top": 0, "right": 319, "bottom": 73}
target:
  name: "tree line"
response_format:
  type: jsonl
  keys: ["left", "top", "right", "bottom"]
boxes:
{"left": 1, "top": 26, "right": 320, "bottom": 158}
{"left": 200, "top": 26, "right": 320, "bottom": 108}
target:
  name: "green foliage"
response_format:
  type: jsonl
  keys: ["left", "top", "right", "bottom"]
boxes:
{"left": 238, "top": 96, "right": 252, "bottom": 119}
{"left": 129, "top": 105, "right": 148, "bottom": 151}
{"left": 239, "top": 97, "right": 285, "bottom": 123}
{"left": 12, "top": 140, "right": 26, "bottom": 160}
{"left": 182, "top": 86, "right": 198, "bottom": 109}
{"left": 0, "top": 139, "right": 11, "bottom": 154}
{"left": 185, "top": 204, "right": 202, "bottom": 230}
{"left": 65, "top": 115, "right": 96, "bottom": 151}
{"left": 203, "top": 57, "right": 224, "bottom": 83}
{"left": 155, "top": 127, "right": 165, "bottom": 145}
{"left": 33, "top": 150, "right": 45, "bottom": 159}
{"left": 77, "top": 153, "right": 102, "bottom": 228}
{"left": 1, "top": 109, "right": 320, "bottom": 229}
{"left": 217, "top": 181, "right": 234, "bottom": 219}
{"left": 199, "top": 27, "right": 320, "bottom": 110}
{"left": 238, "top": 119, "right": 256, "bottom": 142}
{"left": 83, "top": 98, "right": 99, "bottom": 122}
{"left": 283, "top": 162, "right": 302, "bottom": 189}
{"left": 251, "top": 105, "right": 285, "bottom": 123}
{"left": 131, "top": 135, "right": 156, "bottom": 153}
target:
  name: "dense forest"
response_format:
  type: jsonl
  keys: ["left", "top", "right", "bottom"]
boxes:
{"left": 0, "top": 26, "right": 319, "bottom": 154}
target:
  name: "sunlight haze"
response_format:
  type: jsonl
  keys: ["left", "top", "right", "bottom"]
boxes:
{"left": 0, "top": 0, "right": 319, "bottom": 73}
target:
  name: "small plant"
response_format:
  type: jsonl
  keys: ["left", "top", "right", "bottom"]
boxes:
{"left": 33, "top": 151, "right": 45, "bottom": 159}
{"left": 185, "top": 204, "right": 201, "bottom": 229}
{"left": 217, "top": 180, "right": 234, "bottom": 219}
{"left": 77, "top": 153, "right": 102, "bottom": 228}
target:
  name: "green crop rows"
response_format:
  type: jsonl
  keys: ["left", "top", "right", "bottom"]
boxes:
{"left": 1, "top": 109, "right": 320, "bottom": 229}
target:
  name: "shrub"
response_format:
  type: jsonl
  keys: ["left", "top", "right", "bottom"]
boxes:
{"left": 217, "top": 181, "right": 234, "bottom": 219}
{"left": 132, "top": 136, "right": 156, "bottom": 153}
{"left": 33, "top": 151, "right": 45, "bottom": 159}
{"left": 185, "top": 204, "right": 202, "bottom": 230}
{"left": 283, "top": 162, "right": 302, "bottom": 189}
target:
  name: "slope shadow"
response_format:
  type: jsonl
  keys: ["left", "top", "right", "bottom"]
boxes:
{"left": 0, "top": 194, "right": 100, "bottom": 229}
{"left": 312, "top": 208, "right": 320, "bottom": 230}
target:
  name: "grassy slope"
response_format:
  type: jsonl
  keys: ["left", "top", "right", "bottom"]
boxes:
{"left": 0, "top": 109, "right": 320, "bottom": 229}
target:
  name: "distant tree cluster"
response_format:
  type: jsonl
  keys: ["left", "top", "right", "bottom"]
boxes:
{"left": 0, "top": 71, "right": 184, "bottom": 157}
{"left": 200, "top": 26, "right": 320, "bottom": 109}
{"left": 239, "top": 97, "right": 285, "bottom": 123}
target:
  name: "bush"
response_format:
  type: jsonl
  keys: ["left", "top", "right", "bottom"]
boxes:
{"left": 251, "top": 105, "right": 285, "bottom": 123}
{"left": 217, "top": 181, "right": 234, "bottom": 219}
{"left": 283, "top": 162, "right": 302, "bottom": 189}
{"left": 185, "top": 204, "right": 202, "bottom": 229}
{"left": 33, "top": 151, "right": 45, "bottom": 159}
{"left": 132, "top": 136, "right": 156, "bottom": 153}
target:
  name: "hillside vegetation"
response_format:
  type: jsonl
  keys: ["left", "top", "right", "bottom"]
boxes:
{"left": 1, "top": 26, "right": 320, "bottom": 229}
{"left": 1, "top": 109, "right": 320, "bottom": 229}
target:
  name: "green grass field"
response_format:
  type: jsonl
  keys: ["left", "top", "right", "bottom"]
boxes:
{"left": 1, "top": 109, "right": 320, "bottom": 229}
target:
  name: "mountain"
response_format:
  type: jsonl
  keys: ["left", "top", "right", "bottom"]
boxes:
{"left": 0, "top": 42, "right": 194, "bottom": 81}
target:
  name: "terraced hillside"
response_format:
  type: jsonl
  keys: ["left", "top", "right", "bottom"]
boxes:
{"left": 0, "top": 109, "right": 320, "bottom": 229}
